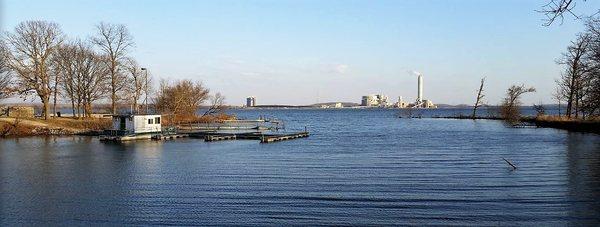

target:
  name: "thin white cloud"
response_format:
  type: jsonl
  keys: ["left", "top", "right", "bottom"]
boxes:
{"left": 408, "top": 70, "right": 421, "bottom": 76}
{"left": 241, "top": 72, "right": 260, "bottom": 77}
{"left": 333, "top": 64, "right": 349, "bottom": 74}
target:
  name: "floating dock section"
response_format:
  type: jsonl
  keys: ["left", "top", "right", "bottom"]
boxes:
{"left": 188, "top": 131, "right": 310, "bottom": 143}
{"left": 204, "top": 134, "right": 237, "bottom": 142}
{"left": 101, "top": 131, "right": 309, "bottom": 143}
{"left": 260, "top": 132, "right": 310, "bottom": 143}
{"left": 99, "top": 133, "right": 189, "bottom": 141}
{"left": 100, "top": 119, "right": 308, "bottom": 143}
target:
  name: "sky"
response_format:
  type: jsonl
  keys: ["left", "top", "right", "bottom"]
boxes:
{"left": 2, "top": 0, "right": 600, "bottom": 106}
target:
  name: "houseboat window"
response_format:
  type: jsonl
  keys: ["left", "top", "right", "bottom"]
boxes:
{"left": 155, "top": 117, "right": 161, "bottom": 124}
{"left": 148, "top": 119, "right": 153, "bottom": 124}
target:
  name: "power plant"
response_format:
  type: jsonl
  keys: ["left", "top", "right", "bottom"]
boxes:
{"left": 359, "top": 71, "right": 436, "bottom": 108}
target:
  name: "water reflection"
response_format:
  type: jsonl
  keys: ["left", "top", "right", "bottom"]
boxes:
{"left": 1, "top": 109, "right": 600, "bottom": 225}
{"left": 566, "top": 132, "right": 600, "bottom": 225}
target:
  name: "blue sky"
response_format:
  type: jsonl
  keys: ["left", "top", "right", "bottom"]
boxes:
{"left": 3, "top": 0, "right": 600, "bottom": 105}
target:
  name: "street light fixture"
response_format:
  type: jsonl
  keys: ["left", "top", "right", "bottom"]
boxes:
{"left": 141, "top": 68, "right": 148, "bottom": 114}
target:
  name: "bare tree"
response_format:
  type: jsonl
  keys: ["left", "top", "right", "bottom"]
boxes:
{"left": 552, "top": 86, "right": 566, "bottom": 116}
{"left": 0, "top": 40, "right": 13, "bottom": 100}
{"left": 53, "top": 41, "right": 109, "bottom": 118}
{"left": 538, "top": 0, "right": 600, "bottom": 26}
{"left": 533, "top": 102, "right": 546, "bottom": 116}
{"left": 203, "top": 92, "right": 226, "bottom": 116}
{"left": 557, "top": 33, "right": 591, "bottom": 118}
{"left": 154, "top": 79, "right": 209, "bottom": 116}
{"left": 539, "top": 0, "right": 580, "bottom": 26}
{"left": 500, "top": 84, "right": 536, "bottom": 124}
{"left": 472, "top": 77, "right": 485, "bottom": 119}
{"left": 124, "top": 58, "right": 149, "bottom": 114}
{"left": 91, "top": 22, "right": 133, "bottom": 114}
{"left": 4, "top": 21, "right": 64, "bottom": 119}
{"left": 76, "top": 43, "right": 109, "bottom": 117}
{"left": 54, "top": 42, "right": 80, "bottom": 117}
{"left": 581, "top": 18, "right": 600, "bottom": 117}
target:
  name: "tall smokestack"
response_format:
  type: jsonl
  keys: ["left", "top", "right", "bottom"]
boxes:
{"left": 417, "top": 74, "right": 423, "bottom": 104}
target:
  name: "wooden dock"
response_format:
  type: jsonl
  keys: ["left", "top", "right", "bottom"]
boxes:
{"left": 101, "top": 129, "right": 309, "bottom": 144}
{"left": 260, "top": 132, "right": 310, "bottom": 143}
{"left": 152, "top": 134, "right": 189, "bottom": 140}
{"left": 187, "top": 131, "right": 309, "bottom": 143}
{"left": 205, "top": 134, "right": 237, "bottom": 142}
{"left": 100, "top": 134, "right": 153, "bottom": 141}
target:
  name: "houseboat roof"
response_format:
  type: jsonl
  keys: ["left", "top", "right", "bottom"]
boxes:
{"left": 111, "top": 114, "right": 162, "bottom": 117}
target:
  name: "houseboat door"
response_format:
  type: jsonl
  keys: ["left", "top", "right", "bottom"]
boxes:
{"left": 119, "top": 117, "right": 126, "bottom": 130}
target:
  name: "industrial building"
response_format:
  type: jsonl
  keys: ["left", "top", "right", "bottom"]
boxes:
{"left": 396, "top": 96, "right": 408, "bottom": 108}
{"left": 361, "top": 94, "right": 389, "bottom": 107}
{"left": 411, "top": 73, "right": 436, "bottom": 108}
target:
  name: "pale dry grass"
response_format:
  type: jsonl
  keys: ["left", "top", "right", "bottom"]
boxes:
{"left": 0, "top": 117, "right": 112, "bottom": 137}
{"left": 162, "top": 113, "right": 236, "bottom": 125}
{"left": 535, "top": 115, "right": 600, "bottom": 122}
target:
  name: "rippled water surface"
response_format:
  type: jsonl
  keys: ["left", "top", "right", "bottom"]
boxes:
{"left": 1, "top": 109, "right": 600, "bottom": 225}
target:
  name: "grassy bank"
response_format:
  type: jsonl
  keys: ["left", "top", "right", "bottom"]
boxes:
{"left": 524, "top": 116, "right": 600, "bottom": 134}
{"left": 437, "top": 114, "right": 600, "bottom": 134}
{"left": 433, "top": 115, "right": 504, "bottom": 120}
{"left": 162, "top": 113, "right": 236, "bottom": 125}
{"left": 0, "top": 113, "right": 236, "bottom": 137}
{"left": 0, "top": 117, "right": 111, "bottom": 137}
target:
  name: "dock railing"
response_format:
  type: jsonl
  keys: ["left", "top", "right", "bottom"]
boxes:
{"left": 176, "top": 119, "right": 285, "bottom": 132}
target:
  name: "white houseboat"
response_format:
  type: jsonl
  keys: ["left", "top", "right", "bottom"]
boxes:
{"left": 100, "top": 114, "right": 162, "bottom": 141}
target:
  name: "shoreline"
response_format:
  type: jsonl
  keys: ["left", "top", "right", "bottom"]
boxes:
{"left": 0, "top": 117, "right": 110, "bottom": 137}
{"left": 436, "top": 115, "right": 600, "bottom": 134}
{"left": 2, "top": 114, "right": 598, "bottom": 138}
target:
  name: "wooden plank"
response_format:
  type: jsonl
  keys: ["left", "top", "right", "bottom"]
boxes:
{"left": 204, "top": 134, "right": 237, "bottom": 142}
{"left": 260, "top": 132, "right": 309, "bottom": 143}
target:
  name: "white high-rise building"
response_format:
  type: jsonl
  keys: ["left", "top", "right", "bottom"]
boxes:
{"left": 246, "top": 96, "right": 256, "bottom": 107}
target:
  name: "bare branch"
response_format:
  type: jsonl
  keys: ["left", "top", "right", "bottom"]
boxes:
{"left": 4, "top": 21, "right": 64, "bottom": 119}
{"left": 91, "top": 22, "right": 134, "bottom": 114}
{"left": 203, "top": 92, "right": 226, "bottom": 116}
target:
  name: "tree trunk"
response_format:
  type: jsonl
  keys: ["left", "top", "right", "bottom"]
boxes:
{"left": 71, "top": 100, "right": 75, "bottom": 117}
{"left": 76, "top": 101, "right": 81, "bottom": 118}
{"left": 112, "top": 89, "right": 117, "bottom": 114}
{"left": 472, "top": 78, "right": 485, "bottom": 119}
{"left": 42, "top": 96, "right": 50, "bottom": 120}
{"left": 575, "top": 91, "right": 580, "bottom": 118}
{"left": 86, "top": 103, "right": 93, "bottom": 118}
{"left": 566, "top": 80, "right": 575, "bottom": 118}
{"left": 52, "top": 76, "right": 59, "bottom": 117}
{"left": 52, "top": 90, "right": 58, "bottom": 117}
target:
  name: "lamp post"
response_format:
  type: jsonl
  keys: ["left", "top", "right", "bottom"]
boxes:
{"left": 141, "top": 67, "right": 148, "bottom": 114}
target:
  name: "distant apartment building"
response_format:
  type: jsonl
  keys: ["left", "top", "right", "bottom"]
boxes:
{"left": 246, "top": 96, "right": 256, "bottom": 107}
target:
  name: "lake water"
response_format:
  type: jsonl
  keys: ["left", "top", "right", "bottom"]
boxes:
{"left": 1, "top": 109, "right": 599, "bottom": 225}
